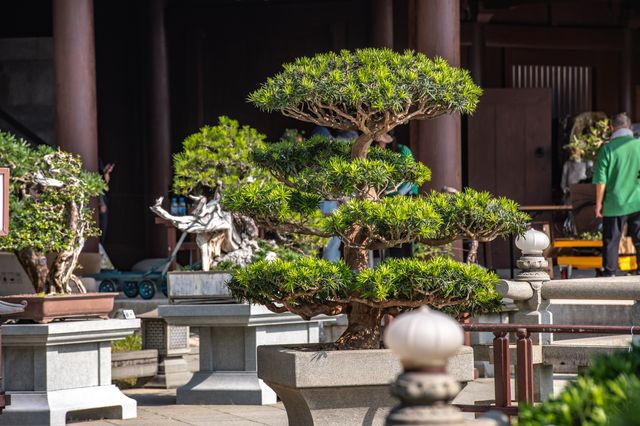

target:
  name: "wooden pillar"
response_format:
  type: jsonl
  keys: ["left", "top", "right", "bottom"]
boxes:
{"left": 147, "top": 0, "right": 171, "bottom": 257}
{"left": 621, "top": 28, "right": 633, "bottom": 116}
{"left": 370, "top": 0, "right": 394, "bottom": 48}
{"left": 53, "top": 0, "right": 98, "bottom": 173}
{"left": 414, "top": 0, "right": 461, "bottom": 192}
{"left": 470, "top": 22, "right": 484, "bottom": 85}
{"left": 53, "top": 0, "right": 99, "bottom": 252}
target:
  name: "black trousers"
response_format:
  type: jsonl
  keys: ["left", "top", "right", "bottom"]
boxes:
{"left": 602, "top": 212, "right": 640, "bottom": 275}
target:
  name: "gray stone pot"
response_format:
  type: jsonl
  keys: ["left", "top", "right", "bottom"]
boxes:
{"left": 167, "top": 271, "right": 234, "bottom": 304}
{"left": 257, "top": 344, "right": 474, "bottom": 426}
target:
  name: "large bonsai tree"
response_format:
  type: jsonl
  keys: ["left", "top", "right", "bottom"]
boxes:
{"left": 0, "top": 132, "right": 106, "bottom": 294}
{"left": 224, "top": 49, "right": 528, "bottom": 349}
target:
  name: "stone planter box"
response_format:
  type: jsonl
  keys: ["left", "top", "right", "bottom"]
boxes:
{"left": 111, "top": 349, "right": 158, "bottom": 381}
{"left": 159, "top": 303, "right": 336, "bottom": 404}
{"left": 167, "top": 271, "right": 233, "bottom": 304}
{"left": 0, "top": 318, "right": 140, "bottom": 425}
{"left": 257, "top": 344, "right": 474, "bottom": 426}
{"left": 0, "top": 292, "right": 118, "bottom": 323}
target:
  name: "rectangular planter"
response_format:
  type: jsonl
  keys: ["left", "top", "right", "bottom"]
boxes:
{"left": 167, "top": 271, "right": 234, "bottom": 304}
{"left": 0, "top": 292, "right": 118, "bottom": 323}
{"left": 257, "top": 344, "right": 474, "bottom": 426}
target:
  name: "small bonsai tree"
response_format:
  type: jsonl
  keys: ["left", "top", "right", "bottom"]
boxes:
{"left": 565, "top": 114, "right": 611, "bottom": 163}
{"left": 151, "top": 116, "right": 269, "bottom": 270}
{"left": 0, "top": 131, "right": 106, "bottom": 294}
{"left": 224, "top": 49, "right": 529, "bottom": 349}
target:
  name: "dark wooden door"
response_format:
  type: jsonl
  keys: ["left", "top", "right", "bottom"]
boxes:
{"left": 468, "top": 88, "right": 552, "bottom": 268}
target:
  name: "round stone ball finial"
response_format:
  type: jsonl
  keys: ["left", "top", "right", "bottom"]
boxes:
{"left": 515, "top": 228, "right": 550, "bottom": 256}
{"left": 383, "top": 307, "right": 464, "bottom": 370}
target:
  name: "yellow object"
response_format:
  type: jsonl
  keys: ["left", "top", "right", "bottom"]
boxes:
{"left": 553, "top": 239, "right": 602, "bottom": 248}
{"left": 557, "top": 255, "right": 637, "bottom": 271}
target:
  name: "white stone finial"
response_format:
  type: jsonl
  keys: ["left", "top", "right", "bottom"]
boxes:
{"left": 383, "top": 307, "right": 463, "bottom": 369}
{"left": 515, "top": 228, "right": 550, "bottom": 256}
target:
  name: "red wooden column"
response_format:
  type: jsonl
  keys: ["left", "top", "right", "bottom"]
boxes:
{"left": 53, "top": 0, "right": 99, "bottom": 251}
{"left": 370, "top": 0, "right": 394, "bottom": 48}
{"left": 414, "top": 0, "right": 461, "bottom": 192}
{"left": 147, "top": 0, "right": 171, "bottom": 257}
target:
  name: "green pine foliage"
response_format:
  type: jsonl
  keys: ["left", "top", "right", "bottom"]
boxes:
{"left": 426, "top": 189, "right": 530, "bottom": 243}
{"left": 325, "top": 196, "right": 443, "bottom": 247}
{"left": 0, "top": 132, "right": 105, "bottom": 254}
{"left": 227, "top": 256, "right": 501, "bottom": 320}
{"left": 172, "top": 116, "right": 267, "bottom": 196}
{"left": 518, "top": 346, "right": 640, "bottom": 426}
{"left": 248, "top": 49, "right": 481, "bottom": 128}
{"left": 222, "top": 181, "right": 326, "bottom": 236}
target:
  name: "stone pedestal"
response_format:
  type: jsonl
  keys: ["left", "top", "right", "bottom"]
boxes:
{"left": 159, "top": 303, "right": 333, "bottom": 405}
{"left": 0, "top": 319, "right": 139, "bottom": 425}
{"left": 140, "top": 309, "right": 192, "bottom": 389}
{"left": 258, "top": 344, "right": 475, "bottom": 426}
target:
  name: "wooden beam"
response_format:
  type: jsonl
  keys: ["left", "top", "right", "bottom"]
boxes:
{"left": 461, "top": 23, "right": 625, "bottom": 51}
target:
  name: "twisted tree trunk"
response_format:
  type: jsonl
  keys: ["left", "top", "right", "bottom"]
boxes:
{"left": 335, "top": 302, "right": 383, "bottom": 349}
{"left": 16, "top": 248, "right": 48, "bottom": 293}
{"left": 46, "top": 201, "right": 85, "bottom": 294}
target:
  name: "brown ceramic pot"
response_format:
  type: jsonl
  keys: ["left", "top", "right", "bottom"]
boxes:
{"left": 0, "top": 292, "right": 118, "bottom": 323}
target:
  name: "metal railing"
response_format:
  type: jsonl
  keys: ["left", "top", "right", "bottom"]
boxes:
{"left": 454, "top": 323, "right": 639, "bottom": 417}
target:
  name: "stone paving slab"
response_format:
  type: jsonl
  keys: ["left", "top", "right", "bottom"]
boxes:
{"left": 70, "top": 388, "right": 287, "bottom": 426}
{"left": 71, "top": 375, "right": 575, "bottom": 425}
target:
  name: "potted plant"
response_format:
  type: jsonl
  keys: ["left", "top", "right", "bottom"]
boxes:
{"left": 151, "top": 116, "right": 279, "bottom": 302}
{"left": 222, "top": 48, "right": 529, "bottom": 424}
{"left": 0, "top": 131, "right": 114, "bottom": 322}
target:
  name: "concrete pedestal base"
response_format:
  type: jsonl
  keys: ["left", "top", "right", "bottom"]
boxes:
{"left": 1, "top": 385, "right": 136, "bottom": 425}
{"left": 0, "top": 319, "right": 140, "bottom": 426}
{"left": 159, "top": 303, "right": 333, "bottom": 405}
{"left": 144, "top": 354, "right": 193, "bottom": 389}
{"left": 257, "top": 344, "right": 475, "bottom": 426}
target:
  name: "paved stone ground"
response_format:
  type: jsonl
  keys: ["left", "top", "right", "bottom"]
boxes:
{"left": 70, "top": 375, "right": 575, "bottom": 425}
{"left": 70, "top": 388, "right": 288, "bottom": 426}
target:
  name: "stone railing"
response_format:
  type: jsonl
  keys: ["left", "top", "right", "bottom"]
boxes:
{"left": 486, "top": 228, "right": 640, "bottom": 401}
{"left": 496, "top": 228, "right": 640, "bottom": 344}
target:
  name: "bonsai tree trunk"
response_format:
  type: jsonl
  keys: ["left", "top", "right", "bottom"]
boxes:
{"left": 16, "top": 248, "right": 48, "bottom": 293}
{"left": 196, "top": 231, "right": 225, "bottom": 272}
{"left": 46, "top": 201, "right": 86, "bottom": 294}
{"left": 467, "top": 240, "right": 479, "bottom": 264}
{"left": 335, "top": 302, "right": 383, "bottom": 350}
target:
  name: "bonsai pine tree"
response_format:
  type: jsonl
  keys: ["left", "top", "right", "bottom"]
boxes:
{"left": 224, "top": 49, "right": 529, "bottom": 349}
{"left": 172, "top": 116, "right": 267, "bottom": 198}
{"left": 151, "top": 116, "right": 268, "bottom": 270}
{"left": 0, "top": 131, "right": 106, "bottom": 294}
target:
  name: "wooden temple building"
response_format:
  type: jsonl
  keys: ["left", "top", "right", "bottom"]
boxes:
{"left": 1, "top": 0, "right": 639, "bottom": 268}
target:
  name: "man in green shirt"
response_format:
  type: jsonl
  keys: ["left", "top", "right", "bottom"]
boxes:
{"left": 592, "top": 113, "right": 640, "bottom": 276}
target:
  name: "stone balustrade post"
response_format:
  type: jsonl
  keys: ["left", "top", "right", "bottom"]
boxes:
{"left": 495, "top": 228, "right": 554, "bottom": 401}
{"left": 384, "top": 307, "right": 507, "bottom": 426}
{"left": 497, "top": 229, "right": 553, "bottom": 345}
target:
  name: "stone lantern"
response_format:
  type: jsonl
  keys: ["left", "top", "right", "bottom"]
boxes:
{"left": 384, "top": 306, "right": 465, "bottom": 426}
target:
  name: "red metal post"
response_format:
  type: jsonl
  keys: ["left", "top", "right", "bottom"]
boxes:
{"left": 493, "top": 331, "right": 511, "bottom": 408}
{"left": 516, "top": 328, "right": 535, "bottom": 404}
